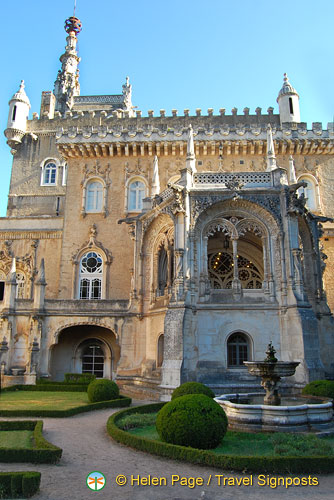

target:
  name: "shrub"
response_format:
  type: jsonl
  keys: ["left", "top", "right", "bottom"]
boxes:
{"left": 156, "top": 394, "right": 228, "bottom": 449}
{"left": 271, "top": 433, "right": 333, "bottom": 457}
{"left": 302, "top": 380, "right": 334, "bottom": 399}
{"left": 0, "top": 421, "right": 62, "bottom": 464}
{"left": 107, "top": 403, "right": 334, "bottom": 474}
{"left": 0, "top": 472, "right": 41, "bottom": 498}
{"left": 64, "top": 373, "right": 96, "bottom": 384}
{"left": 171, "top": 382, "right": 215, "bottom": 400}
{"left": 118, "top": 412, "right": 158, "bottom": 430}
{"left": 87, "top": 379, "right": 119, "bottom": 402}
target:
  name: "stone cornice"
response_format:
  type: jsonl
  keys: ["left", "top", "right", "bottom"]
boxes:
{"left": 0, "top": 231, "right": 62, "bottom": 240}
{"left": 56, "top": 135, "right": 334, "bottom": 159}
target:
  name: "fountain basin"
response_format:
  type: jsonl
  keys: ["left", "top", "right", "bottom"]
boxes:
{"left": 243, "top": 361, "right": 300, "bottom": 378}
{"left": 215, "top": 393, "right": 334, "bottom": 432}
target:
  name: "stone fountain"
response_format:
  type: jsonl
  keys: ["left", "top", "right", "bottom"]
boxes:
{"left": 215, "top": 343, "right": 334, "bottom": 433}
{"left": 243, "top": 342, "right": 300, "bottom": 406}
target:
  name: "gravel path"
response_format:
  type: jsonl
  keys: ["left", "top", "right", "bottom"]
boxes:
{"left": 1, "top": 404, "right": 334, "bottom": 499}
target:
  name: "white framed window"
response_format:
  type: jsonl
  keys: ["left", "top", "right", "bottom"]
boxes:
{"left": 86, "top": 181, "right": 103, "bottom": 212}
{"left": 128, "top": 180, "right": 146, "bottom": 211}
{"left": 79, "top": 251, "right": 103, "bottom": 299}
{"left": 82, "top": 342, "right": 105, "bottom": 378}
{"left": 41, "top": 161, "right": 57, "bottom": 185}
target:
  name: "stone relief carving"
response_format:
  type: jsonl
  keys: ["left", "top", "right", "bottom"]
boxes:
{"left": 82, "top": 159, "right": 111, "bottom": 183}
{"left": 191, "top": 194, "right": 282, "bottom": 229}
{"left": 71, "top": 224, "right": 113, "bottom": 264}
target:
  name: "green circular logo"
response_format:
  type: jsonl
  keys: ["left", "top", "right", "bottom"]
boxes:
{"left": 86, "top": 471, "right": 106, "bottom": 491}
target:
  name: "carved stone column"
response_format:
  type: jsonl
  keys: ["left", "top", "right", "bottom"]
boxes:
{"left": 199, "top": 236, "right": 208, "bottom": 298}
{"left": 231, "top": 238, "right": 242, "bottom": 298}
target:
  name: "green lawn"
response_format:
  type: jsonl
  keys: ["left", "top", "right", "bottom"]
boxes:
{"left": 0, "top": 391, "right": 90, "bottom": 411}
{"left": 0, "top": 430, "right": 33, "bottom": 449}
{"left": 129, "top": 424, "right": 334, "bottom": 458}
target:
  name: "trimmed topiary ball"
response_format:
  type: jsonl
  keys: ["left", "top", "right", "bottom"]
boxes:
{"left": 156, "top": 394, "right": 228, "bottom": 449}
{"left": 87, "top": 378, "right": 119, "bottom": 402}
{"left": 171, "top": 381, "right": 215, "bottom": 400}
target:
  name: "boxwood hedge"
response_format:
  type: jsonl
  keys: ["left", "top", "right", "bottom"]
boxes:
{"left": 107, "top": 403, "right": 334, "bottom": 474}
{"left": 0, "top": 472, "right": 41, "bottom": 499}
{"left": 0, "top": 420, "right": 62, "bottom": 464}
{"left": 3, "top": 384, "right": 88, "bottom": 392}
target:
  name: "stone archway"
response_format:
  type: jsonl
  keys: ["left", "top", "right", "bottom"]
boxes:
{"left": 49, "top": 325, "right": 120, "bottom": 381}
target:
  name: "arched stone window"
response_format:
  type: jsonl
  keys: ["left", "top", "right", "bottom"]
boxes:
{"left": 207, "top": 225, "right": 264, "bottom": 290}
{"left": 297, "top": 175, "right": 319, "bottom": 212}
{"left": 86, "top": 180, "right": 103, "bottom": 212}
{"left": 157, "top": 334, "right": 164, "bottom": 368}
{"left": 227, "top": 332, "right": 250, "bottom": 367}
{"left": 16, "top": 272, "right": 26, "bottom": 299}
{"left": 81, "top": 177, "right": 108, "bottom": 217}
{"left": 41, "top": 160, "right": 58, "bottom": 186}
{"left": 80, "top": 340, "right": 105, "bottom": 378}
{"left": 79, "top": 251, "right": 103, "bottom": 299}
{"left": 127, "top": 178, "right": 146, "bottom": 212}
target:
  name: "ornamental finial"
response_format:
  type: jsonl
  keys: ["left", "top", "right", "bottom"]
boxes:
{"left": 64, "top": 16, "right": 82, "bottom": 35}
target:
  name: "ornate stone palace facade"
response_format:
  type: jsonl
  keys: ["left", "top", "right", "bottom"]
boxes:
{"left": 1, "top": 16, "right": 334, "bottom": 398}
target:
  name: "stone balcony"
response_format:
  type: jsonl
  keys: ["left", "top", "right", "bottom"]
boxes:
{"left": 2, "top": 298, "right": 130, "bottom": 316}
{"left": 193, "top": 171, "right": 273, "bottom": 189}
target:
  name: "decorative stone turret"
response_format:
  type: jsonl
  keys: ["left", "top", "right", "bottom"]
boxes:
{"left": 54, "top": 16, "right": 82, "bottom": 114}
{"left": 4, "top": 81, "right": 31, "bottom": 153}
{"left": 151, "top": 155, "right": 160, "bottom": 196}
{"left": 266, "top": 124, "right": 277, "bottom": 171}
{"left": 277, "top": 73, "right": 300, "bottom": 124}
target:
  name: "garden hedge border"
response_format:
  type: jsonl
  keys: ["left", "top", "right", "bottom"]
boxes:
{"left": 0, "top": 392, "right": 131, "bottom": 417}
{"left": 3, "top": 384, "right": 88, "bottom": 392}
{"left": 107, "top": 403, "right": 334, "bottom": 474}
{"left": 0, "top": 420, "right": 62, "bottom": 464}
{"left": 0, "top": 471, "right": 41, "bottom": 498}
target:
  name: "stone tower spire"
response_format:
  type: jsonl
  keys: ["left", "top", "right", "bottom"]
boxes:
{"left": 54, "top": 15, "right": 82, "bottom": 114}
{"left": 266, "top": 124, "right": 277, "bottom": 171}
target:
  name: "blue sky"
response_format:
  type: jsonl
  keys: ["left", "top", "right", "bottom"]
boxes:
{"left": 1, "top": 0, "right": 333, "bottom": 216}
